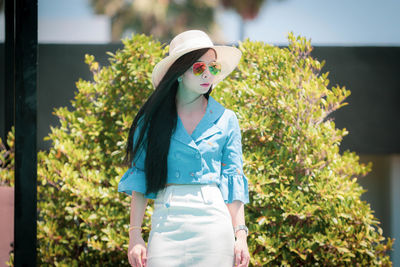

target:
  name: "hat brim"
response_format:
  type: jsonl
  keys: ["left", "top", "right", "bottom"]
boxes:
{"left": 152, "top": 45, "right": 242, "bottom": 88}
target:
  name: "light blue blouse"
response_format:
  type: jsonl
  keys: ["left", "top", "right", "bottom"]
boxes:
{"left": 118, "top": 95, "right": 249, "bottom": 204}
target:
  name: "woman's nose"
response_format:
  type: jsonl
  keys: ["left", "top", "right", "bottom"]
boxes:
{"left": 202, "top": 68, "right": 210, "bottom": 79}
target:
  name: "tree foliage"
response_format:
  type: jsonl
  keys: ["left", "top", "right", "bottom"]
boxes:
{"left": 0, "top": 128, "right": 14, "bottom": 187}
{"left": 89, "top": 0, "right": 220, "bottom": 43}
{"left": 214, "top": 34, "right": 393, "bottom": 266}
{"left": 0, "top": 32, "right": 393, "bottom": 266}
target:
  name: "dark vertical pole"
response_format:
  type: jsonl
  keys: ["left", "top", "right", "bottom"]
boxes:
{"left": 13, "top": 0, "right": 38, "bottom": 265}
{"left": 5, "top": 0, "right": 15, "bottom": 145}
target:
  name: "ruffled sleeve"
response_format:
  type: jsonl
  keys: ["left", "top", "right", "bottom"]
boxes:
{"left": 218, "top": 111, "right": 250, "bottom": 204}
{"left": 117, "top": 118, "right": 157, "bottom": 199}
{"left": 118, "top": 165, "right": 156, "bottom": 198}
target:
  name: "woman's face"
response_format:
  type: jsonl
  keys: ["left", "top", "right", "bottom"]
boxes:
{"left": 180, "top": 49, "right": 217, "bottom": 95}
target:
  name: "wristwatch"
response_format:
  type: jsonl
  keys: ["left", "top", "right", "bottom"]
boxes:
{"left": 234, "top": 225, "right": 249, "bottom": 237}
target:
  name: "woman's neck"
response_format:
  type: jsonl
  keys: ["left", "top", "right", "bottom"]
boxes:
{"left": 176, "top": 90, "right": 207, "bottom": 115}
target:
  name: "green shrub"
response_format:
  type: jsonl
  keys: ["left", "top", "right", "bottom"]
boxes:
{"left": 0, "top": 128, "right": 14, "bottom": 187}
{"left": 0, "top": 32, "right": 393, "bottom": 266}
{"left": 214, "top": 34, "right": 393, "bottom": 266}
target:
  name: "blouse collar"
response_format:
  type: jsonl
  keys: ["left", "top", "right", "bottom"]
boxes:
{"left": 173, "top": 94, "right": 226, "bottom": 150}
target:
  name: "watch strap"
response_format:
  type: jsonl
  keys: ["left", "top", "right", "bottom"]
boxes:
{"left": 234, "top": 225, "right": 248, "bottom": 236}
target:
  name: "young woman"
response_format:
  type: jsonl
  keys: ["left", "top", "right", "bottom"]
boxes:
{"left": 118, "top": 30, "right": 250, "bottom": 267}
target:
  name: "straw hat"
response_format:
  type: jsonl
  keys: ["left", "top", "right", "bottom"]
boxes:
{"left": 151, "top": 30, "right": 242, "bottom": 88}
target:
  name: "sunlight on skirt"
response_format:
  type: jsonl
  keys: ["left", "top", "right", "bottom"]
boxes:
{"left": 146, "top": 183, "right": 235, "bottom": 267}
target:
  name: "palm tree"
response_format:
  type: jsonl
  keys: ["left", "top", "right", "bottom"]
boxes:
{"left": 88, "top": 0, "right": 220, "bottom": 43}
{"left": 221, "top": 0, "right": 268, "bottom": 40}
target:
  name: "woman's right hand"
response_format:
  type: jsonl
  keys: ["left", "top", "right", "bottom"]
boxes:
{"left": 128, "top": 235, "right": 147, "bottom": 267}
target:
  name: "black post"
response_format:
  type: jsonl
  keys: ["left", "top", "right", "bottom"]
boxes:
{"left": 13, "top": 0, "right": 38, "bottom": 265}
{"left": 4, "top": 0, "right": 15, "bottom": 145}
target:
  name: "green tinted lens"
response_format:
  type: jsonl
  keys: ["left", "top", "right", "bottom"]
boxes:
{"left": 209, "top": 62, "right": 221, "bottom": 75}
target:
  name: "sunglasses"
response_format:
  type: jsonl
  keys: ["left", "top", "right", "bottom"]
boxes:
{"left": 191, "top": 61, "right": 222, "bottom": 76}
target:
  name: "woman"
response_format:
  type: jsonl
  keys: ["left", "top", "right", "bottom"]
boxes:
{"left": 118, "top": 30, "right": 250, "bottom": 267}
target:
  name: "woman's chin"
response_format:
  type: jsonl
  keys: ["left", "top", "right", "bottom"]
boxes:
{"left": 199, "top": 85, "right": 211, "bottom": 92}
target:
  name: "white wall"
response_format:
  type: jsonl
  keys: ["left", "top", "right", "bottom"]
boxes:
{"left": 0, "top": 0, "right": 111, "bottom": 43}
{"left": 38, "top": 16, "right": 111, "bottom": 44}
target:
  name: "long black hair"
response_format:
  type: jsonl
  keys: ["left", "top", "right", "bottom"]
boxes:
{"left": 123, "top": 48, "right": 217, "bottom": 195}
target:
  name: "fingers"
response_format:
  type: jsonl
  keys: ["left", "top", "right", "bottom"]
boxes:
{"left": 134, "top": 256, "right": 140, "bottom": 267}
{"left": 128, "top": 251, "right": 134, "bottom": 266}
{"left": 135, "top": 250, "right": 145, "bottom": 267}
{"left": 128, "top": 248, "right": 146, "bottom": 267}
{"left": 131, "top": 255, "right": 141, "bottom": 267}
{"left": 234, "top": 249, "right": 250, "bottom": 267}
{"left": 234, "top": 250, "right": 241, "bottom": 266}
{"left": 140, "top": 247, "right": 147, "bottom": 267}
{"left": 240, "top": 249, "right": 250, "bottom": 267}
{"left": 129, "top": 251, "right": 137, "bottom": 267}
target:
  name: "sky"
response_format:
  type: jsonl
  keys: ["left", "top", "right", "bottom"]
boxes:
{"left": 217, "top": 0, "right": 400, "bottom": 46}
{"left": 2, "top": 0, "right": 400, "bottom": 45}
{"left": 38, "top": 0, "right": 95, "bottom": 18}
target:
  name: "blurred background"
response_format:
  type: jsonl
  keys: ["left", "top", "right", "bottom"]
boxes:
{"left": 0, "top": 0, "right": 399, "bottom": 265}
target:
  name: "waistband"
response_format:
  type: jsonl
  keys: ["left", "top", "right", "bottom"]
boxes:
{"left": 155, "top": 183, "right": 220, "bottom": 208}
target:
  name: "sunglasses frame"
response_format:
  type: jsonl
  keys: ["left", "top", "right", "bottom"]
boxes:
{"left": 191, "top": 61, "right": 222, "bottom": 76}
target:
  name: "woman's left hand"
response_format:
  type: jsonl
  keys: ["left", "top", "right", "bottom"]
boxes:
{"left": 233, "top": 233, "right": 250, "bottom": 267}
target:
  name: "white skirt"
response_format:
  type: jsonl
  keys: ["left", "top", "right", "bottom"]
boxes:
{"left": 146, "top": 183, "right": 235, "bottom": 267}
